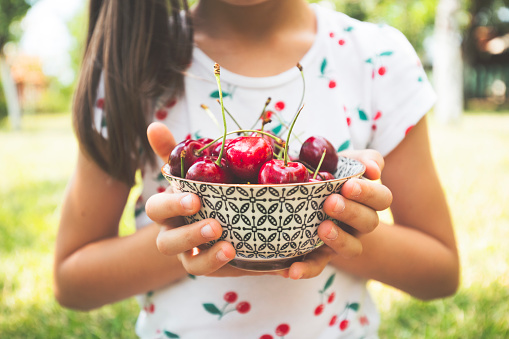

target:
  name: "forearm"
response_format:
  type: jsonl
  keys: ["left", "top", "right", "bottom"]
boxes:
{"left": 54, "top": 223, "right": 187, "bottom": 311}
{"left": 330, "top": 221, "right": 459, "bottom": 300}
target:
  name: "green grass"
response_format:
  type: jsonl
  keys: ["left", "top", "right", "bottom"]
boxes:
{"left": 1, "top": 112, "right": 508, "bottom": 338}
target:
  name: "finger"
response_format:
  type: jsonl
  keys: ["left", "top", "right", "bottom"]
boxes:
{"left": 179, "top": 241, "right": 236, "bottom": 276}
{"left": 147, "top": 122, "right": 176, "bottom": 162}
{"left": 338, "top": 149, "right": 384, "bottom": 180}
{"left": 145, "top": 192, "right": 201, "bottom": 224}
{"left": 340, "top": 178, "right": 393, "bottom": 211}
{"left": 323, "top": 194, "right": 379, "bottom": 234}
{"left": 287, "top": 246, "right": 335, "bottom": 280}
{"left": 156, "top": 218, "right": 223, "bottom": 256}
{"left": 318, "top": 220, "right": 363, "bottom": 258}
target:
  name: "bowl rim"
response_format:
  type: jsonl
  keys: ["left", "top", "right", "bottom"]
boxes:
{"left": 161, "top": 156, "right": 366, "bottom": 188}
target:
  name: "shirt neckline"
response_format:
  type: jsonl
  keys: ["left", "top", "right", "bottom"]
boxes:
{"left": 192, "top": 3, "right": 324, "bottom": 88}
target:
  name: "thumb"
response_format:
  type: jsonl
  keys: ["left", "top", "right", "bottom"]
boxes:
{"left": 147, "top": 122, "right": 176, "bottom": 162}
{"left": 338, "top": 149, "right": 384, "bottom": 180}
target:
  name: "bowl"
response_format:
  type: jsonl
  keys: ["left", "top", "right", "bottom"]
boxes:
{"left": 161, "top": 156, "right": 365, "bottom": 271}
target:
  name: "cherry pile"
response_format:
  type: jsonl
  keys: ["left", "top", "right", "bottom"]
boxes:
{"left": 168, "top": 63, "right": 339, "bottom": 185}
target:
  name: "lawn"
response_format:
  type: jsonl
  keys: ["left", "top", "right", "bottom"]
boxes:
{"left": 0, "top": 112, "right": 508, "bottom": 338}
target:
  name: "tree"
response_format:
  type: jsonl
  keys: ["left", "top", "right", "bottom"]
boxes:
{"left": 0, "top": 0, "right": 33, "bottom": 129}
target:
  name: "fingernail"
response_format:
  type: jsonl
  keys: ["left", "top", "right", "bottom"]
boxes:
{"left": 180, "top": 194, "right": 194, "bottom": 211}
{"left": 216, "top": 249, "right": 230, "bottom": 262}
{"left": 333, "top": 196, "right": 345, "bottom": 213}
{"left": 325, "top": 225, "right": 338, "bottom": 240}
{"left": 351, "top": 182, "right": 361, "bottom": 198}
{"left": 200, "top": 224, "right": 215, "bottom": 239}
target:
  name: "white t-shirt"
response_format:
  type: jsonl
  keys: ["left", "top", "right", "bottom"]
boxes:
{"left": 95, "top": 4, "right": 435, "bottom": 339}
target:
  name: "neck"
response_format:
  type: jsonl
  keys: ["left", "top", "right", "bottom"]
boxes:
{"left": 192, "top": 0, "right": 311, "bottom": 40}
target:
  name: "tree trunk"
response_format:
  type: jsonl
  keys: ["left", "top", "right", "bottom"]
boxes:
{"left": 0, "top": 53, "right": 21, "bottom": 130}
{"left": 433, "top": 0, "right": 463, "bottom": 124}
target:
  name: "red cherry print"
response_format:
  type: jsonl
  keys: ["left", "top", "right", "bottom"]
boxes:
{"left": 360, "top": 315, "right": 369, "bottom": 326}
{"left": 157, "top": 186, "right": 166, "bottom": 193}
{"left": 405, "top": 125, "right": 415, "bottom": 135}
{"left": 329, "top": 315, "right": 338, "bottom": 326}
{"left": 338, "top": 39, "right": 345, "bottom": 46}
{"left": 339, "top": 319, "right": 349, "bottom": 331}
{"left": 329, "top": 32, "right": 335, "bottom": 38}
{"left": 372, "top": 124, "right": 377, "bottom": 131}
{"left": 165, "top": 98, "right": 177, "bottom": 108}
{"left": 184, "top": 133, "right": 192, "bottom": 140}
{"left": 275, "top": 324, "right": 290, "bottom": 337}
{"left": 374, "top": 111, "right": 382, "bottom": 120}
{"left": 155, "top": 109, "right": 168, "bottom": 120}
{"left": 274, "top": 101, "right": 285, "bottom": 111}
{"left": 327, "top": 292, "right": 336, "bottom": 304}
{"left": 264, "top": 110, "right": 274, "bottom": 120}
{"left": 328, "top": 80, "right": 337, "bottom": 88}
{"left": 314, "top": 304, "right": 324, "bottom": 316}
{"left": 236, "top": 301, "right": 251, "bottom": 314}
{"left": 149, "top": 303, "right": 155, "bottom": 313}
{"left": 260, "top": 335, "right": 273, "bottom": 339}
{"left": 96, "top": 98, "right": 104, "bottom": 109}
{"left": 346, "top": 117, "right": 351, "bottom": 126}
{"left": 224, "top": 291, "right": 238, "bottom": 304}
{"left": 371, "top": 69, "right": 375, "bottom": 79}
{"left": 378, "top": 66, "right": 386, "bottom": 76}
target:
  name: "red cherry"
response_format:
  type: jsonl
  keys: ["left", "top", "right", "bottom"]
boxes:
{"left": 259, "top": 335, "right": 273, "bottom": 339}
{"left": 314, "top": 304, "right": 324, "bottom": 316}
{"left": 378, "top": 66, "right": 386, "bottom": 76}
{"left": 185, "top": 157, "right": 235, "bottom": 184}
{"left": 329, "top": 315, "right": 338, "bottom": 326}
{"left": 339, "top": 319, "right": 349, "bottom": 331}
{"left": 149, "top": 303, "right": 155, "bottom": 313}
{"left": 275, "top": 323, "right": 290, "bottom": 336}
{"left": 165, "top": 98, "right": 177, "bottom": 108}
{"left": 157, "top": 186, "right": 166, "bottom": 193}
{"left": 374, "top": 111, "right": 382, "bottom": 120}
{"left": 225, "top": 137, "right": 273, "bottom": 182}
{"left": 346, "top": 117, "right": 352, "bottom": 126}
{"left": 258, "top": 159, "right": 309, "bottom": 184}
{"left": 372, "top": 124, "right": 377, "bottom": 131}
{"left": 299, "top": 136, "right": 339, "bottom": 174}
{"left": 329, "top": 32, "right": 335, "bottom": 38}
{"left": 309, "top": 171, "right": 335, "bottom": 182}
{"left": 236, "top": 301, "right": 251, "bottom": 314}
{"left": 168, "top": 140, "right": 207, "bottom": 177}
{"left": 250, "top": 129, "right": 276, "bottom": 150}
{"left": 96, "top": 98, "right": 104, "bottom": 109}
{"left": 274, "top": 101, "right": 285, "bottom": 111}
{"left": 223, "top": 291, "right": 238, "bottom": 304}
{"left": 155, "top": 109, "right": 168, "bottom": 120}
{"left": 359, "top": 315, "right": 369, "bottom": 326}
{"left": 197, "top": 138, "right": 219, "bottom": 154}
{"left": 328, "top": 80, "right": 337, "bottom": 88}
{"left": 338, "top": 39, "right": 345, "bottom": 45}
{"left": 327, "top": 292, "right": 336, "bottom": 303}
{"left": 211, "top": 139, "right": 233, "bottom": 157}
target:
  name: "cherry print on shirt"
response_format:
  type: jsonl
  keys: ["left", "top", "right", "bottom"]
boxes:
{"left": 143, "top": 291, "right": 155, "bottom": 314}
{"left": 165, "top": 98, "right": 177, "bottom": 108}
{"left": 313, "top": 273, "right": 336, "bottom": 316}
{"left": 405, "top": 125, "right": 415, "bottom": 136}
{"left": 259, "top": 323, "right": 290, "bottom": 339}
{"left": 365, "top": 51, "right": 393, "bottom": 79}
{"left": 203, "top": 291, "right": 251, "bottom": 319}
{"left": 319, "top": 58, "right": 337, "bottom": 90}
{"left": 96, "top": 98, "right": 104, "bottom": 109}
{"left": 210, "top": 83, "right": 237, "bottom": 99}
{"left": 329, "top": 302, "right": 361, "bottom": 331}
{"left": 154, "top": 329, "right": 180, "bottom": 339}
{"left": 155, "top": 108, "right": 168, "bottom": 120}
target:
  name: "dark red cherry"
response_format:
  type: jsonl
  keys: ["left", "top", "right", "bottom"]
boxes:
{"left": 185, "top": 156, "right": 235, "bottom": 183}
{"left": 309, "top": 171, "right": 336, "bottom": 182}
{"left": 196, "top": 138, "right": 218, "bottom": 155}
{"left": 258, "top": 159, "right": 309, "bottom": 184}
{"left": 211, "top": 139, "right": 233, "bottom": 157}
{"left": 299, "top": 136, "right": 338, "bottom": 174}
{"left": 169, "top": 139, "right": 206, "bottom": 177}
{"left": 225, "top": 136, "right": 273, "bottom": 182}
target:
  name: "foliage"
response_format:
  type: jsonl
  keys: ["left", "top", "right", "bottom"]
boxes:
{"left": 0, "top": 79, "right": 6, "bottom": 120}
{"left": 0, "top": 0, "right": 32, "bottom": 51}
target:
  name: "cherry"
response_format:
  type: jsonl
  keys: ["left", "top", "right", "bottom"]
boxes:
{"left": 223, "top": 291, "right": 238, "bottom": 304}
{"left": 328, "top": 80, "right": 337, "bottom": 88}
{"left": 275, "top": 323, "right": 290, "bottom": 336}
{"left": 236, "top": 301, "right": 251, "bottom": 314}
{"left": 211, "top": 139, "right": 233, "bottom": 157}
{"left": 359, "top": 315, "right": 369, "bottom": 326}
{"left": 168, "top": 139, "right": 207, "bottom": 177}
{"left": 327, "top": 292, "right": 336, "bottom": 303}
{"left": 225, "top": 136, "right": 273, "bottom": 182}
{"left": 314, "top": 304, "right": 324, "bottom": 316}
{"left": 185, "top": 156, "right": 234, "bottom": 184}
{"left": 299, "top": 136, "right": 338, "bottom": 174}
{"left": 258, "top": 159, "right": 309, "bottom": 184}
{"left": 250, "top": 129, "right": 276, "bottom": 150}
{"left": 329, "top": 315, "right": 338, "bottom": 326}
{"left": 339, "top": 319, "right": 349, "bottom": 331}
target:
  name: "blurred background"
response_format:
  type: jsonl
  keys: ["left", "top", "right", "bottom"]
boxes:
{"left": 0, "top": 0, "right": 508, "bottom": 338}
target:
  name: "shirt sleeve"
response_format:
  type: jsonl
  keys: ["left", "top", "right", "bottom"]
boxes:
{"left": 367, "top": 25, "right": 436, "bottom": 156}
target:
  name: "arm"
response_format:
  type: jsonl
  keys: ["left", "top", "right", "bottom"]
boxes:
{"left": 54, "top": 149, "right": 188, "bottom": 311}
{"left": 327, "top": 116, "right": 459, "bottom": 300}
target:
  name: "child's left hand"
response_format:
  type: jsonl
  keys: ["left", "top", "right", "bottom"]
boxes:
{"left": 283, "top": 149, "right": 392, "bottom": 280}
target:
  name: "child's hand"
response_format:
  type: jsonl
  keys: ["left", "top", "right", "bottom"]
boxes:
{"left": 283, "top": 150, "right": 393, "bottom": 280}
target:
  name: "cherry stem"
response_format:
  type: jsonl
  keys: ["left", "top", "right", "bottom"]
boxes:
{"left": 215, "top": 99, "right": 245, "bottom": 132}
{"left": 214, "top": 63, "right": 227, "bottom": 167}
{"left": 180, "top": 149, "right": 186, "bottom": 179}
{"left": 312, "top": 149, "right": 327, "bottom": 179}
{"left": 249, "top": 97, "right": 272, "bottom": 130}
{"left": 284, "top": 104, "right": 305, "bottom": 166}
{"left": 200, "top": 104, "right": 220, "bottom": 130}
{"left": 196, "top": 129, "right": 284, "bottom": 154}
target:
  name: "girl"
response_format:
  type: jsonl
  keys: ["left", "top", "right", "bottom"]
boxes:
{"left": 54, "top": 0, "right": 459, "bottom": 338}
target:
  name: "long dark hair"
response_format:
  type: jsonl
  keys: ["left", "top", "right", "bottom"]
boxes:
{"left": 73, "top": 0, "right": 193, "bottom": 186}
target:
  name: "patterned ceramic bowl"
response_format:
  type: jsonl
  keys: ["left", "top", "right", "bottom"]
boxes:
{"left": 161, "top": 156, "right": 365, "bottom": 271}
